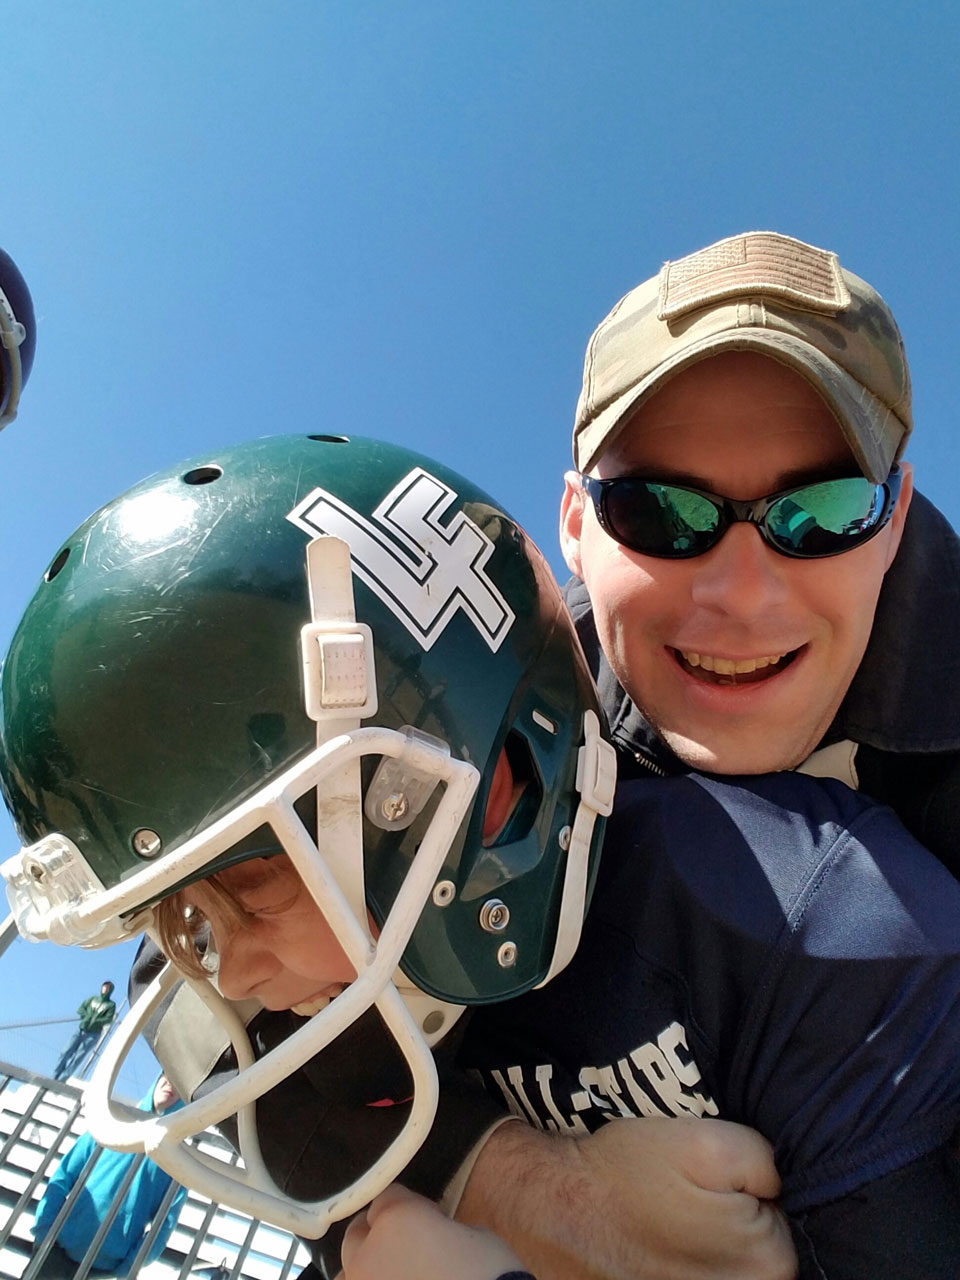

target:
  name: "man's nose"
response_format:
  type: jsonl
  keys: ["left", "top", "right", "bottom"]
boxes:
{"left": 689, "top": 522, "right": 790, "bottom": 621}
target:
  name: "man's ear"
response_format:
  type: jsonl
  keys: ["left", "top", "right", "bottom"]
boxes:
{"left": 882, "top": 460, "right": 914, "bottom": 572}
{"left": 559, "top": 471, "right": 585, "bottom": 578}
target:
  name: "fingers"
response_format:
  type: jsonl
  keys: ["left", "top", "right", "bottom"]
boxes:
{"left": 338, "top": 1212, "right": 370, "bottom": 1273}
{"left": 691, "top": 1191, "right": 797, "bottom": 1278}
{"left": 341, "top": 1187, "right": 448, "bottom": 1275}
{"left": 341, "top": 1185, "right": 529, "bottom": 1280}
{"left": 364, "top": 1183, "right": 430, "bottom": 1226}
{"left": 678, "top": 1118, "right": 783, "bottom": 1200}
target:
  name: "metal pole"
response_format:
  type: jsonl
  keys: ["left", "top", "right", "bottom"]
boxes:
{"left": 0, "top": 911, "right": 19, "bottom": 960}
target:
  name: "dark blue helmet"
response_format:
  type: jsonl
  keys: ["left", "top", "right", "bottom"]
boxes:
{"left": 0, "top": 247, "right": 36, "bottom": 429}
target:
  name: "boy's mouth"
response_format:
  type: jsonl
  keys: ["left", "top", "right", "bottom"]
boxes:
{"left": 290, "top": 984, "right": 346, "bottom": 1018}
{"left": 675, "top": 648, "right": 800, "bottom": 686}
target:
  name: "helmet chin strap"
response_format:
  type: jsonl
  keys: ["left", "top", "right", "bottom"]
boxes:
{"left": 300, "top": 536, "right": 467, "bottom": 1046}
{"left": 302, "top": 535, "right": 374, "bottom": 931}
{"left": 537, "top": 708, "right": 617, "bottom": 988}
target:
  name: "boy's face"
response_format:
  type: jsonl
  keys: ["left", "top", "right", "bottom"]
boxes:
{"left": 179, "top": 748, "right": 521, "bottom": 1013}
{"left": 185, "top": 857, "right": 358, "bottom": 1016}
{"left": 561, "top": 351, "right": 913, "bottom": 775}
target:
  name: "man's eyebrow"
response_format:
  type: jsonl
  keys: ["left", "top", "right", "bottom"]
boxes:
{"left": 768, "top": 463, "right": 860, "bottom": 490}
{"left": 614, "top": 463, "right": 858, "bottom": 494}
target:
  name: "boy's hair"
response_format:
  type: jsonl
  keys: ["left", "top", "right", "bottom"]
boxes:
{"left": 154, "top": 876, "right": 249, "bottom": 979}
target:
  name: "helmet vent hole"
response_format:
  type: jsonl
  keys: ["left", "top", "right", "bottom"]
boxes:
{"left": 45, "top": 548, "right": 70, "bottom": 582}
{"left": 483, "top": 731, "right": 543, "bottom": 849}
{"left": 307, "top": 435, "right": 349, "bottom": 444}
{"left": 182, "top": 465, "right": 223, "bottom": 486}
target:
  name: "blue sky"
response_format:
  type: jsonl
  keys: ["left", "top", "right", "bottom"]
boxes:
{"left": 1, "top": 2, "right": 958, "bottom": 1096}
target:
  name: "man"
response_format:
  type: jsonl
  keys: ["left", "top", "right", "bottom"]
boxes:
{"left": 560, "top": 230, "right": 959, "bottom": 865}
{"left": 449, "top": 231, "right": 960, "bottom": 1276}
{"left": 31, "top": 1074, "right": 185, "bottom": 1278}
{"left": 53, "top": 981, "right": 117, "bottom": 1081}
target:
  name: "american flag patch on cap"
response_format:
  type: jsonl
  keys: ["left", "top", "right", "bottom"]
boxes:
{"left": 658, "top": 231, "right": 851, "bottom": 321}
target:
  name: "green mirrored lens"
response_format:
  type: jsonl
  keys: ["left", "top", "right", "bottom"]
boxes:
{"left": 767, "top": 478, "right": 881, "bottom": 554}
{"left": 605, "top": 481, "right": 720, "bottom": 555}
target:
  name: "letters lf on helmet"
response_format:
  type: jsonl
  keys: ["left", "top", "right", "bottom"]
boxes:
{"left": 0, "top": 433, "right": 615, "bottom": 1236}
{"left": 0, "top": 246, "right": 36, "bottom": 429}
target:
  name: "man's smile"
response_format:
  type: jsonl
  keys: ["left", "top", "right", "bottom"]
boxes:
{"left": 674, "top": 648, "right": 801, "bottom": 686}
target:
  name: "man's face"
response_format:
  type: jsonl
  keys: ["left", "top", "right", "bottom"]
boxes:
{"left": 561, "top": 351, "right": 913, "bottom": 774}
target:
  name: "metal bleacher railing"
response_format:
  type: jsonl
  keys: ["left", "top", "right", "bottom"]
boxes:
{"left": 0, "top": 1063, "right": 312, "bottom": 1280}
{"left": 0, "top": 915, "right": 312, "bottom": 1280}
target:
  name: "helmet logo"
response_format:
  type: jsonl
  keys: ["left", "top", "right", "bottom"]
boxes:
{"left": 288, "top": 467, "right": 516, "bottom": 652}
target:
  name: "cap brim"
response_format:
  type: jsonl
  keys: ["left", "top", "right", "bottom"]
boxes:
{"left": 576, "top": 328, "right": 905, "bottom": 483}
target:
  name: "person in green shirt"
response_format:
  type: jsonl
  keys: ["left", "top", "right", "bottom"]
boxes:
{"left": 53, "top": 981, "right": 117, "bottom": 1081}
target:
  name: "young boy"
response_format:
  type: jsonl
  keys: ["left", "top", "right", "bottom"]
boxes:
{"left": 1, "top": 431, "right": 612, "bottom": 1241}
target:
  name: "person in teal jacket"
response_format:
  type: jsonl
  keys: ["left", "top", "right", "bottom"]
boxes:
{"left": 31, "top": 1075, "right": 186, "bottom": 1278}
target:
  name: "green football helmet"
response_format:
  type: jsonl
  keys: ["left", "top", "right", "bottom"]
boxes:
{"left": 0, "top": 433, "right": 614, "bottom": 1235}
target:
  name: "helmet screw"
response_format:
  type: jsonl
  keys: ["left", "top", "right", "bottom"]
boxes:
{"left": 132, "top": 829, "right": 162, "bottom": 858}
{"left": 432, "top": 880, "right": 456, "bottom": 907}
{"left": 479, "top": 899, "right": 510, "bottom": 933}
{"left": 422, "top": 1010, "right": 446, "bottom": 1035}
{"left": 380, "top": 792, "right": 409, "bottom": 823}
{"left": 558, "top": 825, "right": 572, "bottom": 851}
{"left": 497, "top": 941, "right": 518, "bottom": 968}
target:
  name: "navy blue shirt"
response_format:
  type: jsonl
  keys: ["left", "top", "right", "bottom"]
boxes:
{"left": 459, "top": 771, "right": 960, "bottom": 1215}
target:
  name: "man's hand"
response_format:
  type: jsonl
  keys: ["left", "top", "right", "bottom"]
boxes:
{"left": 456, "top": 1116, "right": 797, "bottom": 1280}
{"left": 340, "top": 1184, "right": 528, "bottom": 1280}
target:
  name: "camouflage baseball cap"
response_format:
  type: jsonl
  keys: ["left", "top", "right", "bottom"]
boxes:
{"left": 573, "top": 231, "right": 912, "bottom": 482}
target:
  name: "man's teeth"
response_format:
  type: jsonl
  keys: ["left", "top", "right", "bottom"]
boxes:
{"left": 290, "top": 985, "right": 345, "bottom": 1018}
{"left": 682, "top": 652, "right": 786, "bottom": 675}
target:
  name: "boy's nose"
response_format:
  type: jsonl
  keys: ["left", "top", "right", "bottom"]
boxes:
{"left": 214, "top": 926, "right": 275, "bottom": 1002}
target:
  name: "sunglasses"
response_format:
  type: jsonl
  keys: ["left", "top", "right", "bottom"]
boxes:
{"left": 579, "top": 466, "right": 902, "bottom": 560}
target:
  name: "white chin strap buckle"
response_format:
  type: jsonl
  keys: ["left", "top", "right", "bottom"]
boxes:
{"left": 576, "top": 709, "right": 617, "bottom": 816}
{"left": 537, "top": 709, "right": 616, "bottom": 988}
{"left": 301, "top": 622, "right": 379, "bottom": 720}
